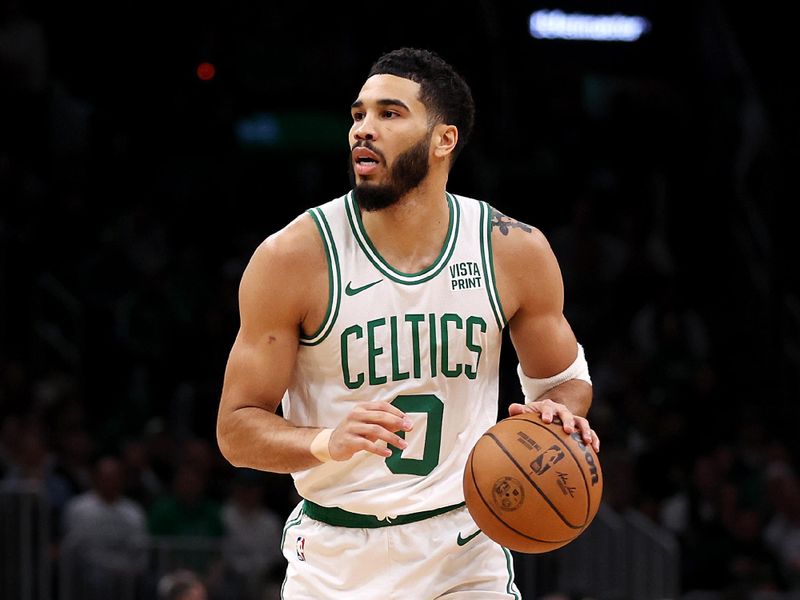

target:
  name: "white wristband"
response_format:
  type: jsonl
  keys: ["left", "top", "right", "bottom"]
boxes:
{"left": 518, "top": 343, "right": 592, "bottom": 402}
{"left": 310, "top": 428, "right": 334, "bottom": 463}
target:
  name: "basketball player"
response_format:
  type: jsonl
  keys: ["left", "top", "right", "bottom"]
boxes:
{"left": 217, "top": 48, "right": 599, "bottom": 599}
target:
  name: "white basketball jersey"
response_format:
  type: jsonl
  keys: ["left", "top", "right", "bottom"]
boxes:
{"left": 282, "top": 191, "right": 507, "bottom": 519}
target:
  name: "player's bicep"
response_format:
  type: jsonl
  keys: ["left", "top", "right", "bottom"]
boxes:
{"left": 503, "top": 226, "right": 579, "bottom": 377}
{"left": 220, "top": 242, "right": 302, "bottom": 415}
{"left": 221, "top": 327, "right": 298, "bottom": 414}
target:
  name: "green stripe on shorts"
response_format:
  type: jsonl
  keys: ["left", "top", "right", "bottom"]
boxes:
{"left": 303, "top": 500, "right": 465, "bottom": 528}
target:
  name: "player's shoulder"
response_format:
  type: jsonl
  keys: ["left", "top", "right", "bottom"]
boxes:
{"left": 247, "top": 192, "right": 350, "bottom": 283}
{"left": 247, "top": 210, "right": 326, "bottom": 281}
{"left": 487, "top": 204, "right": 554, "bottom": 268}
{"left": 255, "top": 212, "right": 317, "bottom": 259}
{"left": 486, "top": 204, "right": 564, "bottom": 316}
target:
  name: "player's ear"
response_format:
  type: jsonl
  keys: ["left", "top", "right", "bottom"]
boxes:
{"left": 432, "top": 124, "right": 458, "bottom": 159}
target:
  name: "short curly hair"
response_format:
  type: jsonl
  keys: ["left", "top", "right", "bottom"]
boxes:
{"left": 368, "top": 48, "right": 475, "bottom": 165}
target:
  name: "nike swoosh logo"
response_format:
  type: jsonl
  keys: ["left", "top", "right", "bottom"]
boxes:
{"left": 457, "top": 529, "right": 482, "bottom": 546}
{"left": 345, "top": 279, "right": 383, "bottom": 296}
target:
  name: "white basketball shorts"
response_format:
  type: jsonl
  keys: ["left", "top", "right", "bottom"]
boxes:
{"left": 279, "top": 500, "right": 522, "bottom": 599}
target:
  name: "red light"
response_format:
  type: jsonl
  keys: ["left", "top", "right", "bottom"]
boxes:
{"left": 196, "top": 62, "right": 216, "bottom": 81}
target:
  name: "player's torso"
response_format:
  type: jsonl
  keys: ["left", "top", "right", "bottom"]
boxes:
{"left": 283, "top": 191, "right": 507, "bottom": 518}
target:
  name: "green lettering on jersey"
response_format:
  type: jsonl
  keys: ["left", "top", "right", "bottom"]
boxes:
{"left": 339, "top": 312, "right": 488, "bottom": 390}
{"left": 440, "top": 313, "right": 463, "bottom": 378}
{"left": 465, "top": 316, "right": 487, "bottom": 380}
{"left": 367, "top": 318, "right": 387, "bottom": 385}
{"left": 386, "top": 394, "right": 443, "bottom": 476}
{"left": 341, "top": 325, "right": 364, "bottom": 389}
{"left": 390, "top": 316, "right": 410, "bottom": 381}
{"left": 428, "top": 313, "right": 437, "bottom": 378}
{"left": 405, "top": 313, "right": 424, "bottom": 379}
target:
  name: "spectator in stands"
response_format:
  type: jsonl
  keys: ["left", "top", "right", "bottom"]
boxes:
{"left": 61, "top": 456, "right": 148, "bottom": 598}
{"left": 0, "top": 413, "right": 23, "bottom": 478}
{"left": 629, "top": 275, "right": 710, "bottom": 406}
{"left": 2, "top": 422, "right": 73, "bottom": 531}
{"left": 764, "top": 461, "right": 800, "bottom": 589}
{"left": 120, "top": 436, "right": 164, "bottom": 508}
{"left": 157, "top": 569, "right": 207, "bottom": 600}
{"left": 221, "top": 469, "right": 283, "bottom": 600}
{"left": 660, "top": 451, "right": 737, "bottom": 590}
{"left": 180, "top": 437, "right": 228, "bottom": 501}
{"left": 52, "top": 427, "right": 94, "bottom": 496}
{"left": 149, "top": 462, "right": 223, "bottom": 537}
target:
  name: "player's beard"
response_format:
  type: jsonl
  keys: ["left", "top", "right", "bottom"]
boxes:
{"left": 348, "top": 133, "right": 431, "bottom": 212}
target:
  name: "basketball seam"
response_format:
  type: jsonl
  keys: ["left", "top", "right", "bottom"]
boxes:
{"left": 486, "top": 432, "right": 584, "bottom": 531}
{"left": 467, "top": 445, "right": 574, "bottom": 545}
{"left": 505, "top": 416, "right": 593, "bottom": 528}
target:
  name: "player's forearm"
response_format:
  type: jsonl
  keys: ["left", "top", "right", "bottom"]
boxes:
{"left": 217, "top": 406, "right": 323, "bottom": 473}
{"left": 539, "top": 379, "right": 592, "bottom": 418}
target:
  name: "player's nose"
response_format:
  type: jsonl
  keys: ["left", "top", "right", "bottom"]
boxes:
{"left": 353, "top": 117, "right": 377, "bottom": 141}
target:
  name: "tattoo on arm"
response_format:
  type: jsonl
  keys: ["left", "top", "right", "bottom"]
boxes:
{"left": 491, "top": 208, "right": 532, "bottom": 236}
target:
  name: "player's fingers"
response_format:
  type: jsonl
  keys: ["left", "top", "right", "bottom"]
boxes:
{"left": 551, "top": 404, "right": 576, "bottom": 433}
{"left": 359, "top": 438, "right": 393, "bottom": 458}
{"left": 354, "top": 405, "right": 413, "bottom": 431}
{"left": 590, "top": 429, "right": 600, "bottom": 453}
{"left": 508, "top": 403, "right": 528, "bottom": 416}
{"left": 573, "top": 416, "right": 593, "bottom": 445}
{"left": 359, "top": 401, "right": 407, "bottom": 420}
{"left": 534, "top": 399, "right": 558, "bottom": 424}
{"left": 355, "top": 410, "right": 413, "bottom": 432}
{"left": 337, "top": 435, "right": 393, "bottom": 459}
{"left": 355, "top": 423, "right": 408, "bottom": 450}
{"left": 364, "top": 425, "right": 408, "bottom": 450}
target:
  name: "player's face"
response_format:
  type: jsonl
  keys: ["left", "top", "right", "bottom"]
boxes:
{"left": 348, "top": 74, "right": 433, "bottom": 211}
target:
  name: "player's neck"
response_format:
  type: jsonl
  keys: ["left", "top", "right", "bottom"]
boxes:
{"left": 360, "top": 179, "right": 451, "bottom": 274}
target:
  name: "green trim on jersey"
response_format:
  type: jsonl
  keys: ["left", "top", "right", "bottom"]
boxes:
{"left": 300, "top": 208, "right": 342, "bottom": 346}
{"left": 479, "top": 201, "right": 508, "bottom": 330}
{"left": 345, "top": 191, "right": 460, "bottom": 285}
{"left": 303, "top": 499, "right": 465, "bottom": 528}
{"left": 502, "top": 547, "right": 522, "bottom": 599}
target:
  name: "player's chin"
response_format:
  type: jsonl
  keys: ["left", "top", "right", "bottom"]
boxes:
{"left": 356, "top": 173, "right": 382, "bottom": 185}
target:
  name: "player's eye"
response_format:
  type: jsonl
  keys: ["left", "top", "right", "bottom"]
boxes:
{"left": 352, "top": 112, "right": 364, "bottom": 121}
{"left": 382, "top": 110, "right": 397, "bottom": 119}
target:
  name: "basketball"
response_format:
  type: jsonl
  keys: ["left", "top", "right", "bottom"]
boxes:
{"left": 463, "top": 413, "right": 603, "bottom": 554}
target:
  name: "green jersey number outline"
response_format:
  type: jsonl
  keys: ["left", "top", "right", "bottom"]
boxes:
{"left": 385, "top": 394, "right": 443, "bottom": 476}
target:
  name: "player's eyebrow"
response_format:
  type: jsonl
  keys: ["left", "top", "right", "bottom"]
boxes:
{"left": 351, "top": 98, "right": 411, "bottom": 111}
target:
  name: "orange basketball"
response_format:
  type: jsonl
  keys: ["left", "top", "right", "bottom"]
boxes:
{"left": 463, "top": 413, "right": 603, "bottom": 553}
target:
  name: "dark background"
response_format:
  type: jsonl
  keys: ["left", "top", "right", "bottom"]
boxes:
{"left": 2, "top": 0, "right": 799, "bottom": 597}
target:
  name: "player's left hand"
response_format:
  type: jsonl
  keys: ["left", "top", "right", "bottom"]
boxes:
{"left": 508, "top": 398, "right": 599, "bottom": 453}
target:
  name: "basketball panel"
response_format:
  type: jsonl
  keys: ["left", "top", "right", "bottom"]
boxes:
{"left": 464, "top": 446, "right": 562, "bottom": 552}
{"left": 467, "top": 434, "right": 578, "bottom": 544}
{"left": 530, "top": 418, "right": 604, "bottom": 529}
{"left": 489, "top": 418, "right": 590, "bottom": 528}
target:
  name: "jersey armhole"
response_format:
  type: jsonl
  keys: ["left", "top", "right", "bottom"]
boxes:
{"left": 479, "top": 201, "right": 508, "bottom": 331}
{"left": 299, "top": 207, "right": 342, "bottom": 346}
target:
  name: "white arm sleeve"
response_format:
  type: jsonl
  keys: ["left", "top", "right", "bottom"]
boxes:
{"left": 517, "top": 343, "right": 592, "bottom": 402}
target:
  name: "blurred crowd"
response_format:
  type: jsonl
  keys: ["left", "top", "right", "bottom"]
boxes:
{"left": 3, "top": 1, "right": 799, "bottom": 599}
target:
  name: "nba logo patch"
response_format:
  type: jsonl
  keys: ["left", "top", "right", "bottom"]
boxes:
{"left": 296, "top": 536, "right": 306, "bottom": 561}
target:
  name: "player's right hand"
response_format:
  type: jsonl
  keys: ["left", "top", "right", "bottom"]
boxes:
{"left": 328, "top": 401, "right": 413, "bottom": 461}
